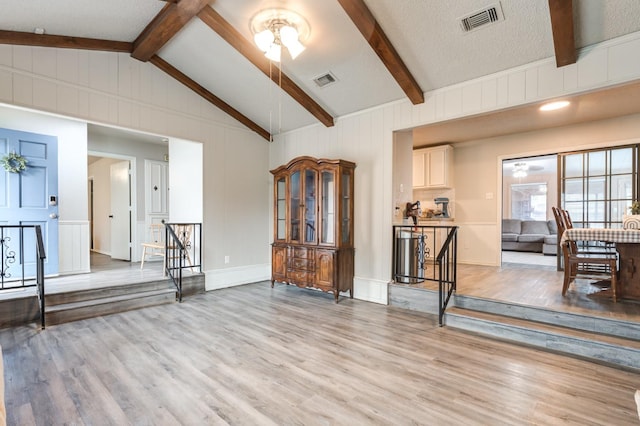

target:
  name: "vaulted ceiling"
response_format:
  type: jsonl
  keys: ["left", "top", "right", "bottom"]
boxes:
{"left": 2, "top": 0, "right": 640, "bottom": 143}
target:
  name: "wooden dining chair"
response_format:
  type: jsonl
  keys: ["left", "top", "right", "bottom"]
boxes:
{"left": 561, "top": 237, "right": 618, "bottom": 302}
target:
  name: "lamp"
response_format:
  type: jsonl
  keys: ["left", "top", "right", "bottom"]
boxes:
{"left": 251, "top": 9, "right": 309, "bottom": 62}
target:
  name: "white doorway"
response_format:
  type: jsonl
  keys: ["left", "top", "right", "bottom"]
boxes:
{"left": 88, "top": 152, "right": 136, "bottom": 264}
{"left": 110, "top": 160, "right": 132, "bottom": 261}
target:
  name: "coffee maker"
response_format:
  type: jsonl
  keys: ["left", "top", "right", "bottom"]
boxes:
{"left": 434, "top": 197, "right": 450, "bottom": 218}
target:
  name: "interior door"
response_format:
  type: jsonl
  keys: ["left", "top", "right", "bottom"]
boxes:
{"left": 0, "top": 127, "right": 58, "bottom": 277}
{"left": 110, "top": 160, "right": 131, "bottom": 261}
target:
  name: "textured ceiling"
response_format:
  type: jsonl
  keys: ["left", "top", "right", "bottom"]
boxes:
{"left": 1, "top": 0, "right": 640, "bottom": 138}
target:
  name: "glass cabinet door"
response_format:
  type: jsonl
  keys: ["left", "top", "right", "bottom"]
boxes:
{"left": 341, "top": 171, "right": 352, "bottom": 245}
{"left": 304, "top": 169, "right": 317, "bottom": 243}
{"left": 320, "top": 171, "right": 335, "bottom": 244}
{"left": 276, "top": 177, "right": 286, "bottom": 240}
{"left": 290, "top": 171, "right": 301, "bottom": 242}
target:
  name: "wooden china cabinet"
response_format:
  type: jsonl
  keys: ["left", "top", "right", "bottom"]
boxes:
{"left": 270, "top": 156, "right": 356, "bottom": 302}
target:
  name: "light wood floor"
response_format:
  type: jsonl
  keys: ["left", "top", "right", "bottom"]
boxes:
{"left": 1, "top": 283, "right": 639, "bottom": 425}
{"left": 411, "top": 260, "right": 640, "bottom": 322}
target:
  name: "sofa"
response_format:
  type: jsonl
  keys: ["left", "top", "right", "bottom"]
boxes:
{"left": 502, "top": 219, "right": 558, "bottom": 255}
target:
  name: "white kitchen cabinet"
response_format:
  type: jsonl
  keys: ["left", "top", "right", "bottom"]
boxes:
{"left": 412, "top": 145, "right": 453, "bottom": 189}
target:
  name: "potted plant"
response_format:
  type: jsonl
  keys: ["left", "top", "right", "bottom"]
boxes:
{"left": 623, "top": 201, "right": 640, "bottom": 229}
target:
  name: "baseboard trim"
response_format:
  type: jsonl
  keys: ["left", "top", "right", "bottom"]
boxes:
{"left": 205, "top": 263, "right": 270, "bottom": 291}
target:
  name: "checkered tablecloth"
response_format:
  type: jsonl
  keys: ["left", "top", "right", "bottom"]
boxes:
{"left": 560, "top": 228, "right": 640, "bottom": 245}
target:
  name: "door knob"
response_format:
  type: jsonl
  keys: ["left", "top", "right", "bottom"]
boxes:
{"left": 49, "top": 213, "right": 58, "bottom": 219}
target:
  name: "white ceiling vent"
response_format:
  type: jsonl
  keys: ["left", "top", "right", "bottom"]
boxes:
{"left": 459, "top": 3, "right": 504, "bottom": 33}
{"left": 313, "top": 72, "right": 338, "bottom": 88}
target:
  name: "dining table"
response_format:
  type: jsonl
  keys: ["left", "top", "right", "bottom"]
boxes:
{"left": 560, "top": 227, "right": 640, "bottom": 300}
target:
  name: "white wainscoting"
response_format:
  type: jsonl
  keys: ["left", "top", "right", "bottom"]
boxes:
{"left": 58, "top": 220, "right": 90, "bottom": 275}
{"left": 205, "top": 264, "right": 270, "bottom": 291}
{"left": 353, "top": 277, "right": 389, "bottom": 305}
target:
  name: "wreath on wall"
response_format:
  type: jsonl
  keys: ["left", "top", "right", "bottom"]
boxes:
{"left": 1, "top": 152, "right": 28, "bottom": 173}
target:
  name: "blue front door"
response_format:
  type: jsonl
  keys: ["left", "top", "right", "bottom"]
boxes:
{"left": 0, "top": 128, "right": 58, "bottom": 279}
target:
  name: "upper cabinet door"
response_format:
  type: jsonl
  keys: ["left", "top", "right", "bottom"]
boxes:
{"left": 275, "top": 176, "right": 287, "bottom": 241}
{"left": 320, "top": 170, "right": 335, "bottom": 245}
{"left": 304, "top": 169, "right": 317, "bottom": 244}
{"left": 412, "top": 145, "right": 453, "bottom": 189}
{"left": 289, "top": 170, "right": 301, "bottom": 243}
{"left": 340, "top": 168, "right": 353, "bottom": 246}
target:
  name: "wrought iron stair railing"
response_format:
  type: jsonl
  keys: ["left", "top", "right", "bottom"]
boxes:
{"left": 1, "top": 224, "right": 47, "bottom": 329}
{"left": 165, "top": 223, "right": 202, "bottom": 302}
{"left": 392, "top": 224, "right": 458, "bottom": 326}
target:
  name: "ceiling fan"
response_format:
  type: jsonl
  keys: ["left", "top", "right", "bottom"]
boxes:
{"left": 512, "top": 161, "right": 543, "bottom": 178}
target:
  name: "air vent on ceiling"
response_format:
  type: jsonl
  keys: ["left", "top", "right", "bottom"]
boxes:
{"left": 459, "top": 3, "right": 504, "bottom": 33}
{"left": 313, "top": 72, "right": 338, "bottom": 88}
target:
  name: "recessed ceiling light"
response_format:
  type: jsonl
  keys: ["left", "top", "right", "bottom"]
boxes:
{"left": 540, "top": 100, "right": 570, "bottom": 111}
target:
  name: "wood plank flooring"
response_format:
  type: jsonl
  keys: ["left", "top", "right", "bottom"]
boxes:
{"left": 410, "top": 262, "right": 640, "bottom": 322}
{"left": 1, "top": 283, "right": 639, "bottom": 425}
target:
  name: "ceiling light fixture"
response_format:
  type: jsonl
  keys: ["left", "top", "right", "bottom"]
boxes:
{"left": 513, "top": 162, "right": 529, "bottom": 178}
{"left": 251, "top": 8, "right": 309, "bottom": 62}
{"left": 539, "top": 100, "right": 570, "bottom": 111}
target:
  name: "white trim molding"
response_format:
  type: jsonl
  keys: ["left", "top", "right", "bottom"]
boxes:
{"left": 205, "top": 263, "right": 270, "bottom": 291}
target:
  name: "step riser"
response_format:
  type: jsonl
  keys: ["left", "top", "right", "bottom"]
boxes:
{"left": 455, "top": 295, "right": 640, "bottom": 341}
{"left": 46, "top": 279, "right": 174, "bottom": 306}
{"left": 389, "top": 284, "right": 640, "bottom": 342}
{"left": 446, "top": 313, "right": 640, "bottom": 371}
{"left": 45, "top": 292, "right": 176, "bottom": 326}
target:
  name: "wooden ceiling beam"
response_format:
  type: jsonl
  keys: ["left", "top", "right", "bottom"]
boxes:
{"left": 197, "top": 7, "right": 335, "bottom": 128}
{"left": 150, "top": 55, "right": 270, "bottom": 141}
{"left": 0, "top": 30, "right": 132, "bottom": 52}
{"left": 132, "top": 0, "right": 211, "bottom": 62}
{"left": 337, "top": 0, "right": 424, "bottom": 105}
{"left": 548, "top": 0, "right": 577, "bottom": 67}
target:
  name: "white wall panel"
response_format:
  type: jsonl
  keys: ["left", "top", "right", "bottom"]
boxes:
{"left": 608, "top": 37, "right": 640, "bottom": 81}
{"left": 77, "top": 51, "right": 90, "bottom": 87}
{"left": 496, "top": 75, "right": 509, "bottom": 107}
{"left": 444, "top": 88, "right": 462, "bottom": 117}
{"left": 33, "top": 47, "right": 56, "bottom": 78}
{"left": 563, "top": 63, "right": 578, "bottom": 91}
{"left": 89, "top": 92, "right": 109, "bottom": 122}
{"left": 57, "top": 85, "right": 79, "bottom": 116}
{"left": 56, "top": 49, "right": 79, "bottom": 85}
{"left": 525, "top": 68, "right": 537, "bottom": 100}
{"left": 88, "top": 51, "right": 110, "bottom": 93}
{"left": 12, "top": 46, "right": 32, "bottom": 72}
{"left": 14, "top": 74, "right": 33, "bottom": 105}
{"left": 577, "top": 48, "right": 608, "bottom": 88}
{"left": 462, "top": 82, "right": 482, "bottom": 114}
{"left": 33, "top": 78, "right": 57, "bottom": 110}
{"left": 0, "top": 45, "right": 11, "bottom": 67}
{"left": 58, "top": 221, "right": 90, "bottom": 275}
{"left": 78, "top": 90, "right": 89, "bottom": 118}
{"left": 481, "top": 79, "right": 497, "bottom": 110}
{"left": 117, "top": 100, "right": 138, "bottom": 129}
{"left": 507, "top": 71, "right": 526, "bottom": 104}
{"left": 0, "top": 70, "right": 12, "bottom": 101}
{"left": 537, "top": 62, "right": 564, "bottom": 99}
